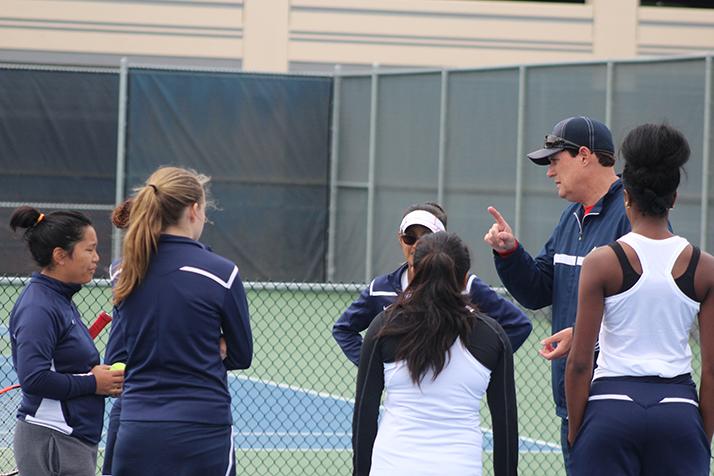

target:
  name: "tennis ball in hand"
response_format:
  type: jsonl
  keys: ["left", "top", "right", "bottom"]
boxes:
{"left": 110, "top": 362, "right": 126, "bottom": 371}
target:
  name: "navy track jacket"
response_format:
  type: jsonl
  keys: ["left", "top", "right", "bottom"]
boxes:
{"left": 10, "top": 273, "right": 103, "bottom": 445}
{"left": 494, "top": 179, "right": 630, "bottom": 418}
{"left": 333, "top": 264, "right": 532, "bottom": 365}
{"left": 107, "top": 234, "right": 252, "bottom": 425}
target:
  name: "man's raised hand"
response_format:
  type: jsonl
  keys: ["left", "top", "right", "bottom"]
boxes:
{"left": 484, "top": 206, "right": 517, "bottom": 253}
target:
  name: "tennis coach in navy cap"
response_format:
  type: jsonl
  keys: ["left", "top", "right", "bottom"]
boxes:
{"left": 483, "top": 116, "right": 631, "bottom": 474}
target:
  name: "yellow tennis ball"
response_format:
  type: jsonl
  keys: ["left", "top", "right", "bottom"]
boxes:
{"left": 110, "top": 362, "right": 126, "bottom": 371}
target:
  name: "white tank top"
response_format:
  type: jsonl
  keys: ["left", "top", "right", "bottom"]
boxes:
{"left": 369, "top": 339, "right": 491, "bottom": 476}
{"left": 593, "top": 232, "right": 700, "bottom": 380}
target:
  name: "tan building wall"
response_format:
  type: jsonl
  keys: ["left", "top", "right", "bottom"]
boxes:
{"left": 0, "top": 0, "right": 712, "bottom": 71}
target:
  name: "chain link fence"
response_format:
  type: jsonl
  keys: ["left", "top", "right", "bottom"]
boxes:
{"left": 0, "top": 275, "right": 706, "bottom": 475}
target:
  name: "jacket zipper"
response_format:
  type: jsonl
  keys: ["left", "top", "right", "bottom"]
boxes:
{"left": 573, "top": 211, "right": 583, "bottom": 241}
{"left": 575, "top": 210, "right": 601, "bottom": 241}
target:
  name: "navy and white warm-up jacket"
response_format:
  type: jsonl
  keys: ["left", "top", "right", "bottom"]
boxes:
{"left": 494, "top": 178, "right": 630, "bottom": 418}
{"left": 332, "top": 264, "right": 532, "bottom": 365}
{"left": 108, "top": 234, "right": 252, "bottom": 425}
{"left": 9, "top": 273, "right": 104, "bottom": 445}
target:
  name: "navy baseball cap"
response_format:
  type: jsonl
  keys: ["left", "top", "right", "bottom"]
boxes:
{"left": 527, "top": 116, "right": 614, "bottom": 165}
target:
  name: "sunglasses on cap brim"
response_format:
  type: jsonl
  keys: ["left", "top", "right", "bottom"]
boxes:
{"left": 544, "top": 134, "right": 582, "bottom": 150}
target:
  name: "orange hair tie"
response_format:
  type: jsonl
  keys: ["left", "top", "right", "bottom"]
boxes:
{"left": 35, "top": 213, "right": 45, "bottom": 225}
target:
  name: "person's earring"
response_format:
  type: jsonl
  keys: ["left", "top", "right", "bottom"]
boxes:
{"left": 625, "top": 202, "right": 631, "bottom": 209}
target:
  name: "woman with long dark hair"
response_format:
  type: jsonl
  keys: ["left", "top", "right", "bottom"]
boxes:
{"left": 8, "top": 207, "right": 123, "bottom": 475}
{"left": 566, "top": 124, "right": 714, "bottom": 475}
{"left": 353, "top": 232, "right": 518, "bottom": 476}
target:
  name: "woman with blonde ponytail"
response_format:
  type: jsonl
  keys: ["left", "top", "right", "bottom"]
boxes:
{"left": 113, "top": 167, "right": 206, "bottom": 305}
{"left": 107, "top": 166, "right": 253, "bottom": 476}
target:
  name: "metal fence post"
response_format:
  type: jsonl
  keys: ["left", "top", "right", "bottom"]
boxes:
{"left": 326, "top": 66, "right": 341, "bottom": 282}
{"left": 605, "top": 61, "right": 614, "bottom": 129}
{"left": 701, "top": 55, "right": 712, "bottom": 252}
{"left": 437, "top": 69, "right": 449, "bottom": 206}
{"left": 514, "top": 66, "right": 527, "bottom": 237}
{"left": 365, "top": 66, "right": 379, "bottom": 282}
{"left": 112, "top": 57, "right": 129, "bottom": 263}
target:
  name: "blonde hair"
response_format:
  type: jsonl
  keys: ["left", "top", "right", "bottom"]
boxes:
{"left": 113, "top": 166, "right": 210, "bottom": 305}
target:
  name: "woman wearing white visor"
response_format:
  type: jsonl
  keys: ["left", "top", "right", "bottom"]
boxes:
{"left": 332, "top": 202, "right": 532, "bottom": 366}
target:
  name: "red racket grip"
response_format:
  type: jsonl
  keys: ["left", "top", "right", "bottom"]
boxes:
{"left": 0, "top": 384, "right": 20, "bottom": 396}
{"left": 88, "top": 311, "right": 112, "bottom": 339}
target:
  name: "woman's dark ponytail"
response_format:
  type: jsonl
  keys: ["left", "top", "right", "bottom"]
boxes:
{"left": 10, "top": 206, "right": 92, "bottom": 268}
{"left": 379, "top": 232, "right": 473, "bottom": 384}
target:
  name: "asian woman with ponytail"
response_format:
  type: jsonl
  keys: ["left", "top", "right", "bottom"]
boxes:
{"left": 8, "top": 207, "right": 123, "bottom": 475}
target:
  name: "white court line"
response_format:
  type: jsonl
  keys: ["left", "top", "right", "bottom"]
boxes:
{"left": 517, "top": 436, "right": 561, "bottom": 451}
{"left": 238, "top": 432, "right": 351, "bottom": 437}
{"left": 229, "top": 374, "right": 561, "bottom": 451}
{"left": 237, "top": 448, "right": 354, "bottom": 453}
{"left": 229, "top": 374, "right": 354, "bottom": 403}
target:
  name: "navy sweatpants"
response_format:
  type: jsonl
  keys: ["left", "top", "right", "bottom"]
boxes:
{"left": 570, "top": 376, "right": 710, "bottom": 476}
{"left": 113, "top": 421, "right": 236, "bottom": 476}
{"left": 102, "top": 398, "right": 121, "bottom": 475}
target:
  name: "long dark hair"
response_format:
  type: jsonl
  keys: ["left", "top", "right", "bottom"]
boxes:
{"left": 379, "top": 232, "right": 472, "bottom": 384}
{"left": 621, "top": 123, "right": 690, "bottom": 217}
{"left": 10, "top": 206, "right": 92, "bottom": 269}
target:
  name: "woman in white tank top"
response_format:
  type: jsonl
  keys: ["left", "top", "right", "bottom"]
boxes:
{"left": 565, "top": 124, "right": 714, "bottom": 476}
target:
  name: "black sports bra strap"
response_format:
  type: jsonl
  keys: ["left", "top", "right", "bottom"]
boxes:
{"left": 684, "top": 245, "right": 701, "bottom": 278}
{"left": 674, "top": 245, "right": 700, "bottom": 302}
{"left": 608, "top": 241, "right": 640, "bottom": 293}
{"left": 609, "top": 241, "right": 629, "bottom": 270}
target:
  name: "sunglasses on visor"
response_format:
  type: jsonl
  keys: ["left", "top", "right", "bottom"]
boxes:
{"left": 400, "top": 234, "right": 421, "bottom": 246}
{"left": 544, "top": 134, "right": 582, "bottom": 150}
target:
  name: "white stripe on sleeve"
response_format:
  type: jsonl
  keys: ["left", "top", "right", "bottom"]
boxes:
{"left": 179, "top": 265, "right": 239, "bottom": 289}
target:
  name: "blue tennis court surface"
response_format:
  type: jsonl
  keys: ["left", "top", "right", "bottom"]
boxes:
{"left": 0, "top": 360, "right": 559, "bottom": 453}
{"left": 228, "top": 375, "right": 559, "bottom": 453}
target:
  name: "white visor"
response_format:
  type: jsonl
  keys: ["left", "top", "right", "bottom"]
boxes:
{"left": 399, "top": 210, "right": 446, "bottom": 234}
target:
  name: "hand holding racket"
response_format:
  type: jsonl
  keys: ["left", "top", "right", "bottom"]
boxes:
{"left": 0, "top": 311, "right": 113, "bottom": 476}
{"left": 88, "top": 312, "right": 124, "bottom": 396}
{"left": 0, "top": 311, "right": 113, "bottom": 397}
{"left": 87, "top": 310, "right": 113, "bottom": 340}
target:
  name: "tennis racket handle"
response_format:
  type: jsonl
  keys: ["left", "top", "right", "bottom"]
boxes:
{"left": 0, "top": 384, "right": 20, "bottom": 396}
{"left": 88, "top": 311, "right": 113, "bottom": 339}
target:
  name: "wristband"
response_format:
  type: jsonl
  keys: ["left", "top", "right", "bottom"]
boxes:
{"left": 496, "top": 240, "right": 519, "bottom": 257}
